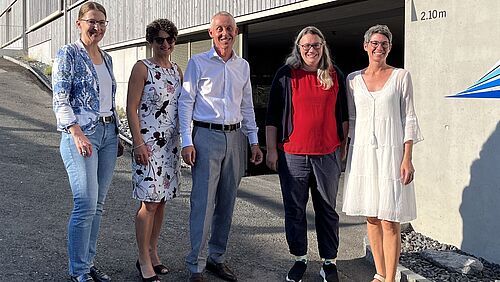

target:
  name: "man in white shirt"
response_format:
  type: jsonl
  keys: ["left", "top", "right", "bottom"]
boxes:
{"left": 179, "top": 11, "right": 263, "bottom": 282}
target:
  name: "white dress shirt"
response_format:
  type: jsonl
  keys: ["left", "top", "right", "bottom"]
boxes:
{"left": 178, "top": 47, "right": 259, "bottom": 147}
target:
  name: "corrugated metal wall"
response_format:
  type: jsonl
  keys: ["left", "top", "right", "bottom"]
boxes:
{"left": 95, "top": 0, "right": 305, "bottom": 46}
{"left": 28, "top": 16, "right": 65, "bottom": 57}
{"left": 0, "top": 0, "right": 15, "bottom": 12}
{"left": 0, "top": 0, "right": 307, "bottom": 56}
{"left": 0, "top": 0, "right": 23, "bottom": 46}
{"left": 1, "top": 0, "right": 307, "bottom": 53}
{"left": 28, "top": 0, "right": 59, "bottom": 26}
{"left": 33, "top": 0, "right": 308, "bottom": 48}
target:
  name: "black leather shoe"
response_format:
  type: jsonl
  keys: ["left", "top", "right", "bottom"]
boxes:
{"left": 206, "top": 261, "right": 237, "bottom": 282}
{"left": 90, "top": 266, "right": 111, "bottom": 282}
{"left": 188, "top": 272, "right": 206, "bottom": 282}
{"left": 70, "top": 273, "right": 94, "bottom": 282}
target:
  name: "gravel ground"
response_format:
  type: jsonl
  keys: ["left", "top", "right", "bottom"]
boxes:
{"left": 400, "top": 228, "right": 500, "bottom": 281}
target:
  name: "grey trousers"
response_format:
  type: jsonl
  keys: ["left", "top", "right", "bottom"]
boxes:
{"left": 186, "top": 126, "right": 245, "bottom": 273}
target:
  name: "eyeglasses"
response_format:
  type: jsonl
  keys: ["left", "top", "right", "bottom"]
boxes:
{"left": 153, "top": 37, "right": 176, "bottom": 45}
{"left": 368, "top": 40, "right": 390, "bottom": 48}
{"left": 80, "top": 19, "right": 109, "bottom": 27}
{"left": 297, "top": 42, "right": 323, "bottom": 51}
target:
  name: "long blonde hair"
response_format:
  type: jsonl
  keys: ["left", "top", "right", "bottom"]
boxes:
{"left": 285, "top": 26, "right": 334, "bottom": 90}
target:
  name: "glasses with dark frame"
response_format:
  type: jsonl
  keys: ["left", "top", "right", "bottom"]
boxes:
{"left": 80, "top": 19, "right": 109, "bottom": 27}
{"left": 153, "top": 36, "right": 176, "bottom": 45}
{"left": 297, "top": 42, "right": 323, "bottom": 51}
{"left": 368, "top": 40, "right": 390, "bottom": 48}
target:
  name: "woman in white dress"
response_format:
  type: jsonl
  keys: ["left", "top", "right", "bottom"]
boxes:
{"left": 342, "top": 25, "right": 423, "bottom": 282}
{"left": 127, "top": 19, "right": 182, "bottom": 282}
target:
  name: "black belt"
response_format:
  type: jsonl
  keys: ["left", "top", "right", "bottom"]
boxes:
{"left": 98, "top": 115, "right": 115, "bottom": 123}
{"left": 193, "top": 120, "right": 240, "bottom": 131}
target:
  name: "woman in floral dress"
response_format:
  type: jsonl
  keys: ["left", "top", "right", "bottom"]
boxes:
{"left": 126, "top": 19, "right": 181, "bottom": 282}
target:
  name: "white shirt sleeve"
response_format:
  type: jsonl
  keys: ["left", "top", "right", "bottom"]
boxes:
{"left": 178, "top": 58, "right": 198, "bottom": 148}
{"left": 240, "top": 61, "right": 259, "bottom": 145}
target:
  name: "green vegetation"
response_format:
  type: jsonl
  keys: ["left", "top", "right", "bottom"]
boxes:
{"left": 116, "top": 106, "right": 127, "bottom": 120}
{"left": 44, "top": 65, "right": 52, "bottom": 76}
{"left": 22, "top": 55, "right": 37, "bottom": 62}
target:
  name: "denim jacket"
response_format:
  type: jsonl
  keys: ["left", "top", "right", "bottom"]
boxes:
{"left": 52, "top": 40, "right": 118, "bottom": 134}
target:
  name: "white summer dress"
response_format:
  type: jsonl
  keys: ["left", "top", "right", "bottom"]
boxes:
{"left": 132, "top": 59, "right": 181, "bottom": 202}
{"left": 342, "top": 68, "right": 423, "bottom": 222}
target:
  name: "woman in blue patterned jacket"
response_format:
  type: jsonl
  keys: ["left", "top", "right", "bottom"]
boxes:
{"left": 52, "top": 2, "right": 122, "bottom": 282}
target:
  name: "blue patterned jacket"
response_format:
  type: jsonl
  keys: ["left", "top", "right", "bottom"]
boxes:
{"left": 52, "top": 40, "right": 118, "bottom": 134}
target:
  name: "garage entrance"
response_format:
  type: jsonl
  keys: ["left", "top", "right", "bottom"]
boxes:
{"left": 246, "top": 0, "right": 404, "bottom": 174}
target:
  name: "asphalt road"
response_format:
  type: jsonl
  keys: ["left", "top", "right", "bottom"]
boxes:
{"left": 0, "top": 57, "right": 375, "bottom": 282}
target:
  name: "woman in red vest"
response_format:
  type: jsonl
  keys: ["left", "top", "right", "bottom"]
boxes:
{"left": 265, "top": 26, "right": 348, "bottom": 282}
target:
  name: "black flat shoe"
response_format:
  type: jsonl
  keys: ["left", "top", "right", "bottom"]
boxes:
{"left": 136, "top": 260, "right": 161, "bottom": 282}
{"left": 152, "top": 264, "right": 169, "bottom": 275}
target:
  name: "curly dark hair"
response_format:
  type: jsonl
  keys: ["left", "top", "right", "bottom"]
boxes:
{"left": 146, "top": 19, "right": 178, "bottom": 43}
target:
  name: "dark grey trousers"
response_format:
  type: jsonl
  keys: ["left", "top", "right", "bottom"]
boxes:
{"left": 186, "top": 126, "right": 245, "bottom": 273}
{"left": 278, "top": 148, "right": 341, "bottom": 259}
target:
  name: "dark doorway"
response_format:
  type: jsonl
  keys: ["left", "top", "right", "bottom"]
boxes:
{"left": 245, "top": 0, "right": 405, "bottom": 175}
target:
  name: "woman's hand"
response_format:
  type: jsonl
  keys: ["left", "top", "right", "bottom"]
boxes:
{"left": 265, "top": 126, "right": 279, "bottom": 172}
{"left": 117, "top": 140, "right": 124, "bottom": 157}
{"left": 341, "top": 138, "right": 348, "bottom": 161}
{"left": 133, "top": 143, "right": 151, "bottom": 166}
{"left": 69, "top": 125, "right": 92, "bottom": 158}
{"left": 266, "top": 148, "right": 278, "bottom": 172}
{"left": 400, "top": 157, "right": 415, "bottom": 185}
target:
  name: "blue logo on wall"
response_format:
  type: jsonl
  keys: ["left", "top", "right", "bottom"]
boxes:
{"left": 447, "top": 60, "right": 500, "bottom": 98}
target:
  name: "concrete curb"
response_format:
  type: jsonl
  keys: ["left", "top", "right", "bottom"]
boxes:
{"left": 364, "top": 236, "right": 432, "bottom": 282}
{"left": 2, "top": 55, "right": 52, "bottom": 91}
{"left": 2, "top": 55, "right": 136, "bottom": 148}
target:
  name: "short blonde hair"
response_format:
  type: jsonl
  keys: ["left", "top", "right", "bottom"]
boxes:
{"left": 78, "top": 2, "right": 106, "bottom": 19}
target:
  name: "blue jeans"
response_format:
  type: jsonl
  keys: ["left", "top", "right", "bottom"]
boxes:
{"left": 60, "top": 122, "right": 118, "bottom": 277}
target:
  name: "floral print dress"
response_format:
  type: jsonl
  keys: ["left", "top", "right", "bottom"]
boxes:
{"left": 132, "top": 59, "right": 181, "bottom": 202}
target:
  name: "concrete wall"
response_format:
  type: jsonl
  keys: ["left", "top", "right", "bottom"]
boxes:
{"left": 107, "top": 45, "right": 149, "bottom": 113}
{"left": 405, "top": 0, "right": 500, "bottom": 264}
{"left": 28, "top": 39, "right": 52, "bottom": 65}
{"left": 0, "top": 0, "right": 23, "bottom": 47}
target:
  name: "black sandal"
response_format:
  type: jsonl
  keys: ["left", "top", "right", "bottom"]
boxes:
{"left": 153, "top": 264, "right": 169, "bottom": 275}
{"left": 136, "top": 260, "right": 161, "bottom": 282}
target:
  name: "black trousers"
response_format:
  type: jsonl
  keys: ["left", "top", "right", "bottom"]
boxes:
{"left": 277, "top": 149, "right": 341, "bottom": 259}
